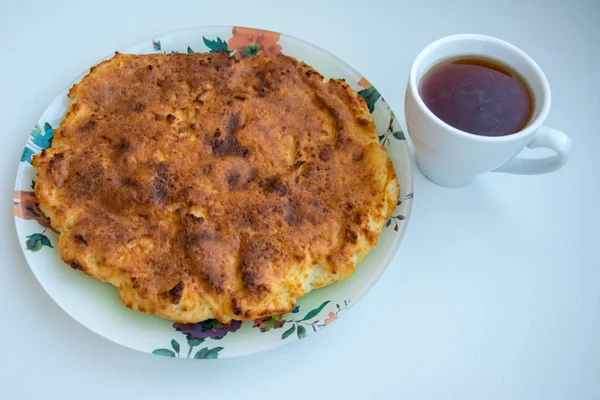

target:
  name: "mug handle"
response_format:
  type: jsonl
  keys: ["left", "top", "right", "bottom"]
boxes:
{"left": 494, "top": 127, "right": 573, "bottom": 175}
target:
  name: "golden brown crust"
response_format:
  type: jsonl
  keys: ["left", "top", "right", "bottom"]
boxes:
{"left": 32, "top": 52, "right": 399, "bottom": 323}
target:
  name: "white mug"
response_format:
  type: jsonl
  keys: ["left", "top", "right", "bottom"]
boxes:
{"left": 405, "top": 34, "right": 572, "bottom": 188}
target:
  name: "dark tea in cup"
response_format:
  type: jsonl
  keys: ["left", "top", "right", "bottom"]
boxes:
{"left": 406, "top": 34, "right": 571, "bottom": 187}
{"left": 419, "top": 55, "right": 533, "bottom": 137}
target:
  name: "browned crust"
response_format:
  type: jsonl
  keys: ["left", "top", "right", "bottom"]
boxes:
{"left": 32, "top": 52, "right": 399, "bottom": 323}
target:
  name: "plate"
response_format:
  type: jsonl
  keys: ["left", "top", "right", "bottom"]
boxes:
{"left": 13, "top": 26, "right": 413, "bottom": 359}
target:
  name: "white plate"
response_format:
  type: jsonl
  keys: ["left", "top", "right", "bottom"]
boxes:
{"left": 13, "top": 26, "right": 413, "bottom": 359}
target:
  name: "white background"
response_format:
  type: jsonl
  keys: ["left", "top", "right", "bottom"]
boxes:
{"left": 1, "top": 0, "right": 599, "bottom": 399}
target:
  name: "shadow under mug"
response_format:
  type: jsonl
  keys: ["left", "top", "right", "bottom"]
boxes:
{"left": 405, "top": 34, "right": 572, "bottom": 188}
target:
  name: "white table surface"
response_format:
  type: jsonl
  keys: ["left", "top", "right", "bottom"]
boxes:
{"left": 1, "top": 0, "right": 599, "bottom": 398}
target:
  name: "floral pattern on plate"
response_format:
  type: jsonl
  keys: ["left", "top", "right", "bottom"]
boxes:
{"left": 153, "top": 301, "right": 348, "bottom": 358}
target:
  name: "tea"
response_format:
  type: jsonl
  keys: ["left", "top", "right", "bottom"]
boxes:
{"left": 419, "top": 56, "right": 533, "bottom": 137}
